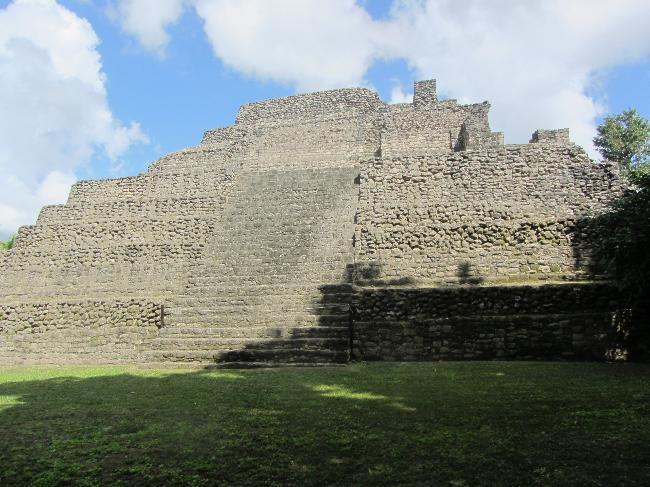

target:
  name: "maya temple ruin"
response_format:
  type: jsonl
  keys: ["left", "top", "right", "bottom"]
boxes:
{"left": 0, "top": 80, "right": 627, "bottom": 366}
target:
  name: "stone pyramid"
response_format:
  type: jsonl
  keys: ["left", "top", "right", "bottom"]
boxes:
{"left": 0, "top": 80, "right": 623, "bottom": 366}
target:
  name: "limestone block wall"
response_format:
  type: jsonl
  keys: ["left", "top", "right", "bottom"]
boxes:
{"left": 0, "top": 78, "right": 630, "bottom": 365}
{"left": 237, "top": 119, "right": 373, "bottom": 170}
{"left": 234, "top": 90, "right": 375, "bottom": 169}
{"left": 0, "top": 146, "right": 242, "bottom": 303}
{"left": 149, "top": 148, "right": 230, "bottom": 173}
{"left": 201, "top": 127, "right": 237, "bottom": 145}
{"left": 0, "top": 247, "right": 201, "bottom": 302}
{"left": 531, "top": 129, "right": 570, "bottom": 144}
{"left": 183, "top": 165, "right": 359, "bottom": 290}
{"left": 234, "top": 88, "right": 381, "bottom": 126}
{"left": 15, "top": 219, "right": 220, "bottom": 250}
{"left": 355, "top": 141, "right": 623, "bottom": 281}
{"left": 379, "top": 101, "right": 492, "bottom": 157}
{"left": 37, "top": 196, "right": 228, "bottom": 225}
{"left": 0, "top": 300, "right": 162, "bottom": 364}
{"left": 352, "top": 283, "right": 622, "bottom": 361}
{"left": 413, "top": 79, "right": 438, "bottom": 107}
{"left": 232, "top": 90, "right": 382, "bottom": 171}
{"left": 5, "top": 217, "right": 215, "bottom": 297}
{"left": 67, "top": 170, "right": 234, "bottom": 204}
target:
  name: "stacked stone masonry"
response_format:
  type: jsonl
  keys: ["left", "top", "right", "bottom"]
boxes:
{"left": 0, "top": 301, "right": 162, "bottom": 364}
{"left": 352, "top": 283, "right": 623, "bottom": 361}
{"left": 0, "top": 79, "right": 626, "bottom": 366}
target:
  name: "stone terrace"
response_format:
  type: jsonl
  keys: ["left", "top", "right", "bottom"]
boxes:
{"left": 0, "top": 80, "right": 624, "bottom": 366}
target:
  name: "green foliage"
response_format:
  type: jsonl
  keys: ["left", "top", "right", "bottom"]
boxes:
{"left": 1, "top": 363, "right": 650, "bottom": 486}
{"left": 590, "top": 171, "right": 650, "bottom": 295}
{"left": 0, "top": 234, "right": 16, "bottom": 251}
{"left": 588, "top": 170, "right": 650, "bottom": 355}
{"left": 593, "top": 108, "right": 650, "bottom": 174}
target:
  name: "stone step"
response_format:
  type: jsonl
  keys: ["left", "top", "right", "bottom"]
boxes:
{"left": 197, "top": 253, "right": 350, "bottom": 261}
{"left": 179, "top": 278, "right": 349, "bottom": 289}
{"left": 190, "top": 255, "right": 351, "bottom": 264}
{"left": 216, "top": 348, "right": 349, "bottom": 364}
{"left": 150, "top": 336, "right": 348, "bottom": 352}
{"left": 0, "top": 284, "right": 356, "bottom": 304}
{"left": 183, "top": 271, "right": 350, "bottom": 282}
{"left": 228, "top": 179, "right": 355, "bottom": 188}
{"left": 143, "top": 348, "right": 349, "bottom": 364}
{"left": 164, "top": 303, "right": 350, "bottom": 317}
{"left": 352, "top": 311, "right": 613, "bottom": 326}
{"left": 228, "top": 201, "right": 351, "bottom": 212}
{"left": 206, "top": 361, "right": 347, "bottom": 369}
{"left": 203, "top": 215, "right": 352, "bottom": 225}
{"left": 183, "top": 270, "right": 350, "bottom": 280}
{"left": 227, "top": 185, "right": 356, "bottom": 194}
{"left": 164, "top": 313, "right": 349, "bottom": 327}
{"left": 183, "top": 270, "right": 351, "bottom": 281}
{"left": 166, "top": 292, "right": 354, "bottom": 307}
{"left": 225, "top": 185, "right": 355, "bottom": 195}
{"left": 191, "top": 260, "right": 350, "bottom": 268}
{"left": 158, "top": 325, "right": 349, "bottom": 339}
{"left": 178, "top": 283, "right": 354, "bottom": 293}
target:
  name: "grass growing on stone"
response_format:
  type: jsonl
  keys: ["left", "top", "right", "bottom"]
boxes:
{"left": 0, "top": 362, "right": 649, "bottom": 486}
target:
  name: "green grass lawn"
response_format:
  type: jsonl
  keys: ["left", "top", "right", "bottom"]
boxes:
{"left": 0, "top": 362, "right": 648, "bottom": 486}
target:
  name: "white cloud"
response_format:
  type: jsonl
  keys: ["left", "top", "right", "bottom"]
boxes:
{"left": 114, "top": 0, "right": 383, "bottom": 90}
{"left": 383, "top": 0, "right": 650, "bottom": 154}
{"left": 0, "top": 171, "right": 76, "bottom": 238}
{"left": 193, "top": 0, "right": 384, "bottom": 92}
{"left": 36, "top": 171, "right": 78, "bottom": 203}
{"left": 0, "top": 0, "right": 146, "bottom": 238}
{"left": 389, "top": 81, "right": 413, "bottom": 104}
{"left": 110, "top": 0, "right": 186, "bottom": 56}
{"left": 114, "top": 0, "right": 650, "bottom": 156}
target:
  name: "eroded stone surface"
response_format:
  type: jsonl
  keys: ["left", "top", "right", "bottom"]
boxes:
{"left": 0, "top": 80, "right": 624, "bottom": 365}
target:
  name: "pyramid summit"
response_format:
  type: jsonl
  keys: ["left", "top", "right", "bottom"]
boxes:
{"left": 0, "top": 80, "right": 625, "bottom": 366}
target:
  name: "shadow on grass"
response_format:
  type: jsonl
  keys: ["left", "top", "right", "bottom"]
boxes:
{"left": 1, "top": 363, "right": 650, "bottom": 486}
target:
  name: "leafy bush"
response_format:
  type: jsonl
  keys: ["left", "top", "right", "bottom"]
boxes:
{"left": 587, "top": 170, "right": 650, "bottom": 358}
{"left": 591, "top": 171, "right": 650, "bottom": 292}
{"left": 0, "top": 234, "right": 15, "bottom": 251}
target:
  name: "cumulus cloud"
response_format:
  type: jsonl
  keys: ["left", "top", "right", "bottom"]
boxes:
{"left": 0, "top": 0, "right": 146, "bottom": 238}
{"left": 113, "top": 0, "right": 383, "bottom": 90}
{"left": 389, "top": 81, "right": 413, "bottom": 104}
{"left": 193, "top": 0, "right": 384, "bottom": 91}
{"left": 110, "top": 0, "right": 186, "bottom": 56}
{"left": 0, "top": 171, "right": 77, "bottom": 238}
{"left": 114, "top": 0, "right": 650, "bottom": 156}
{"left": 383, "top": 0, "right": 650, "bottom": 152}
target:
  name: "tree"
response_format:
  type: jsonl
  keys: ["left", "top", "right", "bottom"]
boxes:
{"left": 593, "top": 108, "right": 650, "bottom": 174}
{"left": 0, "top": 234, "right": 15, "bottom": 251}
{"left": 588, "top": 171, "right": 650, "bottom": 358}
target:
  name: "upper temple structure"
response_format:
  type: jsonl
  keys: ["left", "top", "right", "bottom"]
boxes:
{"left": 0, "top": 80, "right": 626, "bottom": 366}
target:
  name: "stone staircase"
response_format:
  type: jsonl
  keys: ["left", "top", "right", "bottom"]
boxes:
{"left": 149, "top": 166, "right": 359, "bottom": 366}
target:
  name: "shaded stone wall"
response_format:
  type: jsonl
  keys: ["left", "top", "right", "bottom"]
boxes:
{"left": 351, "top": 283, "right": 623, "bottom": 361}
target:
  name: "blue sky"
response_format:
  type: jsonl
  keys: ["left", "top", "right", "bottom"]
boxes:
{"left": 0, "top": 0, "right": 649, "bottom": 237}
